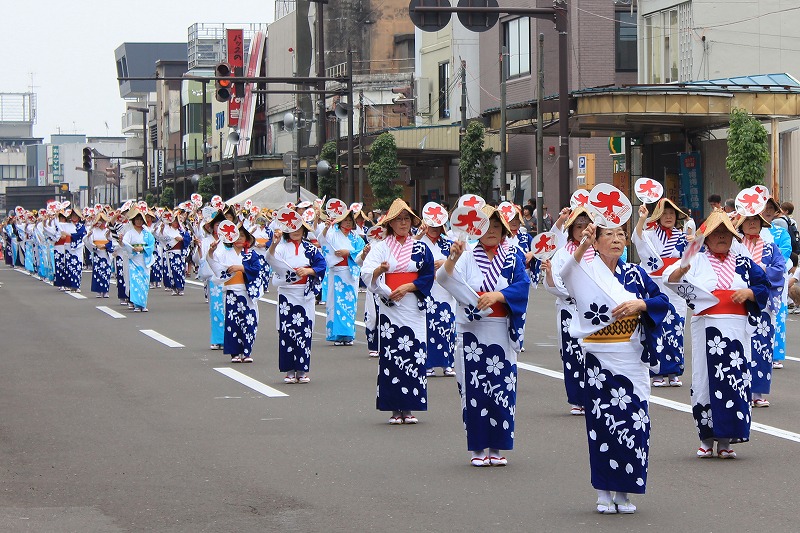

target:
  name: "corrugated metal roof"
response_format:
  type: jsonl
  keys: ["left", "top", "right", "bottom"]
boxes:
{"left": 574, "top": 73, "right": 800, "bottom": 95}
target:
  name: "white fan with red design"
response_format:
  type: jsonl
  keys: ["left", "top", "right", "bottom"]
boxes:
{"left": 634, "top": 178, "right": 663, "bottom": 204}
{"left": 569, "top": 189, "right": 590, "bottom": 209}
{"left": 217, "top": 220, "right": 240, "bottom": 244}
{"left": 366, "top": 225, "right": 387, "bottom": 242}
{"left": 587, "top": 183, "right": 632, "bottom": 228}
{"left": 456, "top": 194, "right": 486, "bottom": 210}
{"left": 735, "top": 187, "right": 767, "bottom": 217}
{"left": 191, "top": 193, "right": 203, "bottom": 207}
{"left": 275, "top": 208, "right": 303, "bottom": 233}
{"left": 325, "top": 198, "right": 347, "bottom": 220}
{"left": 496, "top": 201, "right": 518, "bottom": 223}
{"left": 531, "top": 231, "right": 559, "bottom": 261}
{"left": 449, "top": 206, "right": 489, "bottom": 241}
{"left": 421, "top": 202, "right": 448, "bottom": 227}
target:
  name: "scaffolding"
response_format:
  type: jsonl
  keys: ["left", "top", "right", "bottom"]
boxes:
{"left": 187, "top": 23, "right": 268, "bottom": 70}
{"left": 0, "top": 93, "right": 37, "bottom": 124}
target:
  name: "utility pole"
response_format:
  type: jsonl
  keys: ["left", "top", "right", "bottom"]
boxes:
{"left": 346, "top": 48, "right": 355, "bottom": 203}
{"left": 358, "top": 90, "right": 365, "bottom": 201}
{"left": 460, "top": 59, "right": 467, "bottom": 133}
{"left": 499, "top": 48, "right": 507, "bottom": 203}
{"left": 202, "top": 81, "right": 208, "bottom": 176}
{"left": 536, "top": 33, "right": 545, "bottom": 234}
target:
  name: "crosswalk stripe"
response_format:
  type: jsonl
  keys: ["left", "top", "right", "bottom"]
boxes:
{"left": 96, "top": 306, "right": 126, "bottom": 319}
{"left": 140, "top": 329, "right": 184, "bottom": 348}
{"left": 214, "top": 367, "right": 288, "bottom": 398}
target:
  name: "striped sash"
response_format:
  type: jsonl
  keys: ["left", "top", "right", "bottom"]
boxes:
{"left": 656, "top": 225, "right": 682, "bottom": 257}
{"left": 386, "top": 235, "right": 413, "bottom": 271}
{"left": 474, "top": 243, "right": 508, "bottom": 292}
{"left": 743, "top": 235, "right": 764, "bottom": 266}
{"left": 705, "top": 249, "right": 736, "bottom": 290}
{"left": 565, "top": 240, "right": 595, "bottom": 263}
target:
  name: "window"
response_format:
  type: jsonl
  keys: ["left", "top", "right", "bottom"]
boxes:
{"left": 504, "top": 18, "right": 531, "bottom": 79}
{"left": 438, "top": 62, "right": 449, "bottom": 119}
{"left": 615, "top": 11, "right": 637, "bottom": 71}
{"left": 643, "top": 3, "right": 690, "bottom": 83}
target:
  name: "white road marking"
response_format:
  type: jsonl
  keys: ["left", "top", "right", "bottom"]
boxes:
{"left": 785, "top": 356, "right": 800, "bottom": 362}
{"left": 518, "top": 361, "right": 800, "bottom": 444}
{"left": 96, "top": 306, "right": 126, "bottom": 319}
{"left": 213, "top": 367, "right": 288, "bottom": 398}
{"left": 66, "top": 291, "right": 87, "bottom": 299}
{"left": 140, "top": 329, "right": 184, "bottom": 348}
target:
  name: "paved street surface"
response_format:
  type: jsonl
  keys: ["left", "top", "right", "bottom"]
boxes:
{"left": 1, "top": 266, "right": 800, "bottom": 532}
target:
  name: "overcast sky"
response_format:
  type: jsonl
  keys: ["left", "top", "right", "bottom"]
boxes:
{"left": 1, "top": 2, "right": 276, "bottom": 143}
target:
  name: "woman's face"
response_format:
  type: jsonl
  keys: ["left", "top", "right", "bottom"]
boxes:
{"left": 508, "top": 217, "right": 521, "bottom": 232}
{"left": 389, "top": 212, "right": 412, "bottom": 237}
{"left": 659, "top": 207, "right": 676, "bottom": 229}
{"left": 741, "top": 217, "right": 761, "bottom": 236}
{"left": 706, "top": 226, "right": 733, "bottom": 254}
{"left": 289, "top": 228, "right": 305, "bottom": 241}
{"left": 594, "top": 227, "right": 627, "bottom": 259}
{"left": 426, "top": 225, "right": 443, "bottom": 239}
{"left": 70, "top": 213, "right": 80, "bottom": 223}
{"left": 479, "top": 217, "right": 504, "bottom": 248}
{"left": 133, "top": 216, "right": 145, "bottom": 228}
{"left": 570, "top": 216, "right": 590, "bottom": 242}
{"left": 339, "top": 216, "right": 354, "bottom": 230}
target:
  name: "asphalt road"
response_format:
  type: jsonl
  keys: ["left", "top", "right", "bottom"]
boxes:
{"left": 1, "top": 266, "right": 799, "bottom": 532}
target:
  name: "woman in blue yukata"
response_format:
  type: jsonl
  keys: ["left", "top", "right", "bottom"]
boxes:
{"left": 320, "top": 208, "right": 365, "bottom": 346}
{"left": 266, "top": 219, "right": 326, "bottom": 383}
{"left": 561, "top": 221, "right": 670, "bottom": 515}
{"left": 735, "top": 212, "right": 786, "bottom": 408}
{"left": 666, "top": 211, "right": 769, "bottom": 460}
{"left": 87, "top": 212, "right": 114, "bottom": 298}
{"left": 759, "top": 197, "right": 791, "bottom": 370}
{"left": 437, "top": 205, "right": 529, "bottom": 467}
{"left": 48, "top": 207, "right": 87, "bottom": 293}
{"left": 119, "top": 207, "right": 155, "bottom": 312}
{"left": 208, "top": 221, "right": 266, "bottom": 364}
{"left": 416, "top": 203, "right": 457, "bottom": 377}
{"left": 361, "top": 198, "right": 434, "bottom": 425}
{"left": 200, "top": 210, "right": 229, "bottom": 351}
{"left": 542, "top": 206, "right": 596, "bottom": 416}
{"left": 631, "top": 198, "right": 688, "bottom": 388}
{"left": 157, "top": 210, "right": 192, "bottom": 297}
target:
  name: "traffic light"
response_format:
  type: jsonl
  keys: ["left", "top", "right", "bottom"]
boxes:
{"left": 233, "top": 66, "right": 245, "bottom": 102}
{"left": 215, "top": 63, "right": 233, "bottom": 102}
{"left": 391, "top": 86, "right": 414, "bottom": 116}
{"left": 82, "top": 147, "right": 92, "bottom": 172}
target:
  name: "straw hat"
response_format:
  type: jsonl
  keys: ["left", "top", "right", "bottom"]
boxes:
{"left": 94, "top": 212, "right": 110, "bottom": 224}
{"left": 379, "top": 198, "right": 421, "bottom": 227}
{"left": 481, "top": 205, "right": 512, "bottom": 234}
{"left": 127, "top": 206, "right": 146, "bottom": 222}
{"left": 765, "top": 197, "right": 783, "bottom": 213}
{"left": 202, "top": 209, "right": 228, "bottom": 235}
{"left": 735, "top": 213, "right": 771, "bottom": 229}
{"left": 564, "top": 206, "right": 595, "bottom": 229}
{"left": 646, "top": 198, "right": 688, "bottom": 223}
{"left": 702, "top": 211, "right": 742, "bottom": 242}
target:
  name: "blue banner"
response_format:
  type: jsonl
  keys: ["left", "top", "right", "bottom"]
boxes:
{"left": 680, "top": 152, "right": 703, "bottom": 222}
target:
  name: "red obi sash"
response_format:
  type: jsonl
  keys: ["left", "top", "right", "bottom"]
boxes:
{"left": 477, "top": 291, "right": 508, "bottom": 317}
{"left": 697, "top": 290, "right": 747, "bottom": 316}
{"left": 385, "top": 272, "right": 418, "bottom": 291}
{"left": 650, "top": 257, "right": 678, "bottom": 277}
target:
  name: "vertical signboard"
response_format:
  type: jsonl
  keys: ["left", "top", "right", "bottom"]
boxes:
{"left": 575, "top": 153, "right": 595, "bottom": 189}
{"left": 51, "top": 145, "right": 61, "bottom": 183}
{"left": 234, "top": 30, "right": 265, "bottom": 157}
{"left": 227, "top": 28, "right": 244, "bottom": 128}
{"left": 680, "top": 152, "right": 703, "bottom": 220}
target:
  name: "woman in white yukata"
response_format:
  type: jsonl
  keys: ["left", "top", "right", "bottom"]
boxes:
{"left": 249, "top": 214, "right": 273, "bottom": 295}
{"left": 157, "top": 211, "right": 191, "bottom": 296}
{"left": 266, "top": 220, "right": 326, "bottom": 382}
{"left": 46, "top": 208, "right": 86, "bottom": 293}
{"left": 87, "top": 212, "right": 114, "bottom": 298}
{"left": 437, "top": 206, "right": 529, "bottom": 467}
{"left": 542, "top": 206, "right": 596, "bottom": 416}
{"left": 736, "top": 212, "right": 786, "bottom": 408}
{"left": 361, "top": 199, "right": 435, "bottom": 425}
{"left": 665, "top": 212, "right": 769, "bottom": 460}
{"left": 631, "top": 198, "right": 688, "bottom": 387}
{"left": 320, "top": 209, "right": 365, "bottom": 346}
{"left": 208, "top": 222, "right": 266, "bottom": 364}
{"left": 200, "top": 210, "right": 228, "bottom": 351}
{"left": 560, "top": 222, "right": 670, "bottom": 515}
{"left": 416, "top": 204, "right": 457, "bottom": 377}
{"left": 119, "top": 207, "right": 155, "bottom": 312}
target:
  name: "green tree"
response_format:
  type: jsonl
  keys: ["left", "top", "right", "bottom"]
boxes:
{"left": 318, "top": 141, "right": 339, "bottom": 200}
{"left": 197, "top": 175, "right": 216, "bottom": 204}
{"left": 726, "top": 108, "right": 769, "bottom": 189}
{"left": 160, "top": 186, "right": 175, "bottom": 208}
{"left": 144, "top": 193, "right": 156, "bottom": 206}
{"left": 367, "top": 132, "right": 403, "bottom": 210}
{"left": 459, "top": 121, "right": 497, "bottom": 199}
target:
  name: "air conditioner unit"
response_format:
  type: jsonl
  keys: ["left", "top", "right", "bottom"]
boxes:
{"left": 414, "top": 78, "right": 431, "bottom": 115}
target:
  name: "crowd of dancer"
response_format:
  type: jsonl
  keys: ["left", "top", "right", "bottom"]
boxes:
{"left": 2, "top": 183, "right": 794, "bottom": 515}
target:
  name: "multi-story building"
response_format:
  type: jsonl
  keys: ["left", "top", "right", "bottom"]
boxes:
{"left": 0, "top": 92, "right": 41, "bottom": 212}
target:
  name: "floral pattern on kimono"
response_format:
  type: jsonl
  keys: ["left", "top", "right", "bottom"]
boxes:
{"left": 324, "top": 227, "right": 365, "bottom": 342}
{"left": 90, "top": 240, "right": 114, "bottom": 294}
{"left": 216, "top": 250, "right": 265, "bottom": 358}
{"left": 422, "top": 234, "right": 456, "bottom": 369}
{"left": 123, "top": 229, "right": 155, "bottom": 309}
{"left": 747, "top": 241, "right": 784, "bottom": 394}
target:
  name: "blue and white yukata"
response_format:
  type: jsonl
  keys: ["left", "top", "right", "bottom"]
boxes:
{"left": 250, "top": 225, "right": 273, "bottom": 293}
{"left": 35, "top": 221, "right": 53, "bottom": 282}
{"left": 2, "top": 222, "right": 14, "bottom": 266}
{"left": 87, "top": 227, "right": 114, "bottom": 296}
{"left": 200, "top": 233, "right": 225, "bottom": 348}
{"left": 321, "top": 225, "right": 365, "bottom": 344}
{"left": 23, "top": 223, "right": 36, "bottom": 275}
{"left": 121, "top": 227, "right": 155, "bottom": 310}
{"left": 420, "top": 233, "right": 457, "bottom": 371}
{"left": 738, "top": 236, "right": 785, "bottom": 396}
{"left": 544, "top": 242, "right": 596, "bottom": 409}
{"left": 149, "top": 223, "right": 164, "bottom": 287}
{"left": 50, "top": 220, "right": 86, "bottom": 290}
{"left": 267, "top": 238, "right": 326, "bottom": 373}
{"left": 109, "top": 222, "right": 129, "bottom": 302}
{"left": 631, "top": 224, "right": 687, "bottom": 378}
{"left": 665, "top": 249, "right": 769, "bottom": 446}
{"left": 762, "top": 225, "right": 791, "bottom": 364}
{"left": 210, "top": 245, "right": 266, "bottom": 360}
{"left": 361, "top": 236, "right": 434, "bottom": 412}
{"left": 562, "top": 257, "right": 669, "bottom": 495}
{"left": 158, "top": 224, "right": 191, "bottom": 293}
{"left": 437, "top": 240, "right": 529, "bottom": 452}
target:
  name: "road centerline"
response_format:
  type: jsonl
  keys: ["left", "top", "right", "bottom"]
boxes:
{"left": 213, "top": 367, "right": 288, "bottom": 398}
{"left": 140, "top": 329, "right": 185, "bottom": 348}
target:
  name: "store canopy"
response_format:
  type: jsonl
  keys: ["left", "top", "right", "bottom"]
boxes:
{"left": 227, "top": 176, "right": 317, "bottom": 208}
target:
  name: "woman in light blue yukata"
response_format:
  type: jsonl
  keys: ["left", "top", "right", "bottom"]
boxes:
{"left": 199, "top": 209, "right": 228, "bottom": 351}
{"left": 320, "top": 208, "right": 365, "bottom": 346}
{"left": 760, "top": 197, "right": 791, "bottom": 370}
{"left": 437, "top": 205, "right": 529, "bottom": 468}
{"left": 119, "top": 207, "right": 155, "bottom": 312}
{"left": 267, "top": 219, "right": 326, "bottom": 382}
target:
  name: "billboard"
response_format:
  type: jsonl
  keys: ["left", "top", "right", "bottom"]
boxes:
{"left": 227, "top": 29, "right": 244, "bottom": 128}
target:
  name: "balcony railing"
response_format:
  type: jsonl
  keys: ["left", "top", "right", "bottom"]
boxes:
{"left": 326, "top": 58, "right": 415, "bottom": 78}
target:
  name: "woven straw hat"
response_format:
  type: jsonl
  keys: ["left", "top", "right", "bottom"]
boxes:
{"left": 735, "top": 213, "right": 771, "bottom": 229}
{"left": 646, "top": 198, "right": 688, "bottom": 223}
{"left": 564, "top": 206, "right": 595, "bottom": 229}
{"left": 702, "top": 211, "right": 742, "bottom": 242}
{"left": 481, "top": 205, "right": 512, "bottom": 234}
{"left": 379, "top": 198, "right": 420, "bottom": 227}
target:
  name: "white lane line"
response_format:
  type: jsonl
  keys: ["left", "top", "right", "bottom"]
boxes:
{"left": 518, "top": 361, "right": 800, "bottom": 444}
{"left": 785, "top": 356, "right": 800, "bottom": 362}
{"left": 140, "top": 329, "right": 185, "bottom": 348}
{"left": 213, "top": 367, "right": 289, "bottom": 398}
{"left": 66, "top": 291, "right": 87, "bottom": 299}
{"left": 97, "top": 306, "right": 126, "bottom": 319}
